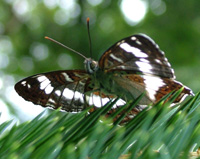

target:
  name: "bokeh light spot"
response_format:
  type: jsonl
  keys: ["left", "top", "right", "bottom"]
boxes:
{"left": 99, "top": 15, "right": 114, "bottom": 33}
{"left": 12, "top": 0, "right": 31, "bottom": 22}
{"left": 150, "top": 0, "right": 166, "bottom": 15}
{"left": 120, "top": 0, "right": 148, "bottom": 26}
{"left": 19, "top": 56, "right": 34, "bottom": 72}
{"left": 0, "top": 99, "right": 12, "bottom": 124}
{"left": 54, "top": 0, "right": 81, "bottom": 25}
{"left": 54, "top": 9, "right": 70, "bottom": 25}
{"left": 57, "top": 53, "right": 73, "bottom": 69}
{"left": 0, "top": 36, "right": 13, "bottom": 54}
{"left": 87, "top": 0, "right": 103, "bottom": 6}
{"left": 0, "top": 54, "right": 9, "bottom": 68}
{"left": 0, "top": 78, "right": 3, "bottom": 90}
{"left": 30, "top": 42, "right": 49, "bottom": 61}
{"left": 43, "top": 0, "right": 57, "bottom": 9}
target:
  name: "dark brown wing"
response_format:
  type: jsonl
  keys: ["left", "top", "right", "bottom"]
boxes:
{"left": 99, "top": 34, "right": 175, "bottom": 79}
{"left": 15, "top": 70, "right": 92, "bottom": 112}
{"left": 15, "top": 70, "right": 126, "bottom": 112}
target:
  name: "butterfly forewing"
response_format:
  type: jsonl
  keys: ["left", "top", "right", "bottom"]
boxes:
{"left": 15, "top": 70, "right": 92, "bottom": 112}
{"left": 15, "top": 70, "right": 126, "bottom": 112}
{"left": 99, "top": 34, "right": 175, "bottom": 79}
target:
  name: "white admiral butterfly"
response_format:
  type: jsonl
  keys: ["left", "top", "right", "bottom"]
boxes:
{"left": 15, "top": 34, "right": 193, "bottom": 115}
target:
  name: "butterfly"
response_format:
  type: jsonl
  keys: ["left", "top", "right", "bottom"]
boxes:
{"left": 15, "top": 34, "right": 194, "bottom": 116}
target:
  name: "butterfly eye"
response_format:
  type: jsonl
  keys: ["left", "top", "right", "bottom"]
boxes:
{"left": 85, "top": 58, "right": 98, "bottom": 74}
{"left": 90, "top": 61, "right": 98, "bottom": 71}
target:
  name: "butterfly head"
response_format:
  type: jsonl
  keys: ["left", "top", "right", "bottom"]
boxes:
{"left": 84, "top": 58, "right": 99, "bottom": 74}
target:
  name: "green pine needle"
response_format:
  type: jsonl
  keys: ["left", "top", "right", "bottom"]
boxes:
{"left": 0, "top": 92, "right": 200, "bottom": 159}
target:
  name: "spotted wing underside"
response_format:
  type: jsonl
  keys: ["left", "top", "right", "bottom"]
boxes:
{"left": 99, "top": 34, "right": 175, "bottom": 79}
{"left": 15, "top": 70, "right": 125, "bottom": 112}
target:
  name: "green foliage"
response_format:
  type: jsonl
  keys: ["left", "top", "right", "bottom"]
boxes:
{"left": 0, "top": 92, "right": 200, "bottom": 159}
{"left": 1, "top": 0, "right": 200, "bottom": 121}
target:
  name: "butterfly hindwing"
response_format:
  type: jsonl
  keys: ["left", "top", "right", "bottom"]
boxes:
{"left": 113, "top": 74, "right": 193, "bottom": 104}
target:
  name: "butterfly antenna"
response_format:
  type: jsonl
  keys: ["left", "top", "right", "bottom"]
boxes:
{"left": 87, "top": 17, "right": 92, "bottom": 58}
{"left": 45, "top": 36, "right": 87, "bottom": 60}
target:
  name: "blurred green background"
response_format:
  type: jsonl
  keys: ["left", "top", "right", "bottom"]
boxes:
{"left": 0, "top": 0, "right": 200, "bottom": 122}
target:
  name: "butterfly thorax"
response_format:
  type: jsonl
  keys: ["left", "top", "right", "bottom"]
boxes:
{"left": 90, "top": 69, "right": 133, "bottom": 101}
{"left": 84, "top": 58, "right": 116, "bottom": 95}
{"left": 84, "top": 56, "right": 141, "bottom": 102}
{"left": 84, "top": 58, "right": 99, "bottom": 74}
